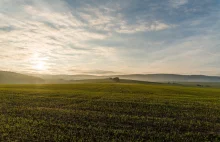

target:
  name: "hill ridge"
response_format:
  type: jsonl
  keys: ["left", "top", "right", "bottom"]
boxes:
{"left": 0, "top": 71, "right": 44, "bottom": 84}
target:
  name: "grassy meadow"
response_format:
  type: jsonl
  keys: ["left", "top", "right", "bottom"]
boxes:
{"left": 0, "top": 82, "right": 220, "bottom": 141}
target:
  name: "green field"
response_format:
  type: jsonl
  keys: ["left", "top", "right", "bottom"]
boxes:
{"left": 0, "top": 83, "right": 220, "bottom": 141}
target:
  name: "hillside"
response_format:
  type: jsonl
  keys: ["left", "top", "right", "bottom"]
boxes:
{"left": 0, "top": 71, "right": 44, "bottom": 84}
{"left": 117, "top": 74, "right": 220, "bottom": 82}
{"left": 32, "top": 74, "right": 105, "bottom": 80}
{"left": 33, "top": 73, "right": 220, "bottom": 83}
{"left": 2, "top": 71, "right": 220, "bottom": 83}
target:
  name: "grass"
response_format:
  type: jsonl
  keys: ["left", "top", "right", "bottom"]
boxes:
{"left": 0, "top": 83, "right": 220, "bottom": 141}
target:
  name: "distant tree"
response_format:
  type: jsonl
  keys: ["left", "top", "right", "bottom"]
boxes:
{"left": 113, "top": 77, "right": 120, "bottom": 82}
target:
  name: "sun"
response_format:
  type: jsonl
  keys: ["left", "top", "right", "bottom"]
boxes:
{"left": 34, "top": 61, "right": 47, "bottom": 71}
{"left": 31, "top": 53, "right": 49, "bottom": 72}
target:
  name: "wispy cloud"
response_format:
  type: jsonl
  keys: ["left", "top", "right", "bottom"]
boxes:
{"left": 169, "top": 0, "right": 188, "bottom": 8}
{"left": 78, "top": 5, "right": 171, "bottom": 34}
{"left": 0, "top": 0, "right": 220, "bottom": 75}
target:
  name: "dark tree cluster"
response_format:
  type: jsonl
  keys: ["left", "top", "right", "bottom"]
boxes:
{"left": 109, "top": 77, "right": 120, "bottom": 82}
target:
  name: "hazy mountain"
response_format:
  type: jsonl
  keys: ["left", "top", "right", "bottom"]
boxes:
{"left": 2, "top": 71, "right": 220, "bottom": 84}
{"left": 36, "top": 74, "right": 220, "bottom": 82}
{"left": 32, "top": 74, "right": 106, "bottom": 81}
{"left": 32, "top": 73, "right": 220, "bottom": 82}
{"left": 116, "top": 74, "right": 220, "bottom": 82}
{"left": 0, "top": 71, "right": 44, "bottom": 84}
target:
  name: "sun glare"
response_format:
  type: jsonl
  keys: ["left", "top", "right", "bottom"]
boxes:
{"left": 31, "top": 53, "right": 48, "bottom": 72}
{"left": 34, "top": 61, "right": 46, "bottom": 71}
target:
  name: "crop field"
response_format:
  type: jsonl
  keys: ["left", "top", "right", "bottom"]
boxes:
{"left": 0, "top": 83, "right": 220, "bottom": 141}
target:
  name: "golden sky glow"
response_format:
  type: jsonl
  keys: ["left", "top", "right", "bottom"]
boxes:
{"left": 0, "top": 0, "right": 220, "bottom": 75}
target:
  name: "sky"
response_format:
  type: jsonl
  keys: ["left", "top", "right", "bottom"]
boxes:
{"left": 0, "top": 0, "right": 220, "bottom": 75}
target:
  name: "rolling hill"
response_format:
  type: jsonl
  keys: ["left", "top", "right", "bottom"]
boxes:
{"left": 32, "top": 74, "right": 105, "bottom": 80}
{"left": 0, "top": 71, "right": 44, "bottom": 84}
{"left": 32, "top": 73, "right": 220, "bottom": 83}
{"left": 117, "top": 74, "right": 220, "bottom": 82}
{"left": 1, "top": 71, "right": 220, "bottom": 84}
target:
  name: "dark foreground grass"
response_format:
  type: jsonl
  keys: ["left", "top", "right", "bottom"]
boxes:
{"left": 0, "top": 83, "right": 220, "bottom": 141}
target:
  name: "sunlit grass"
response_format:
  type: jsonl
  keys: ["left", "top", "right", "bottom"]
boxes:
{"left": 0, "top": 83, "right": 219, "bottom": 141}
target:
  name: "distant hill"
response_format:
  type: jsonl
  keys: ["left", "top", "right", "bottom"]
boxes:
{"left": 2, "top": 71, "right": 220, "bottom": 84}
{"left": 31, "top": 73, "right": 220, "bottom": 83}
{"left": 0, "top": 71, "right": 44, "bottom": 84}
{"left": 116, "top": 74, "right": 220, "bottom": 82}
{"left": 32, "top": 74, "right": 105, "bottom": 81}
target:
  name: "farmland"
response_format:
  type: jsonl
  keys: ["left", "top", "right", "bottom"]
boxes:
{"left": 0, "top": 83, "right": 220, "bottom": 141}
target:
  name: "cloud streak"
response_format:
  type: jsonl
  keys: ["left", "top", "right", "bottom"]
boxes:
{"left": 0, "top": 0, "right": 220, "bottom": 75}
